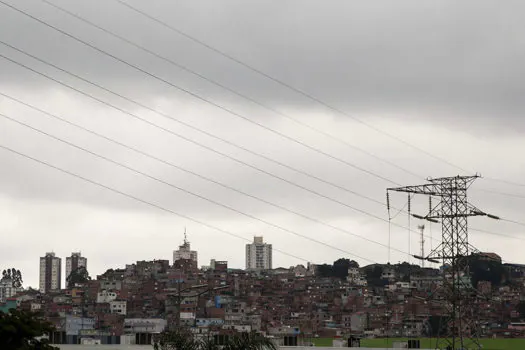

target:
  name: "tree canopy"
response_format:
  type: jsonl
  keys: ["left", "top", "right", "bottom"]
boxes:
{"left": 316, "top": 258, "right": 359, "bottom": 279}
{"left": 468, "top": 255, "right": 506, "bottom": 288}
{"left": 66, "top": 266, "right": 91, "bottom": 289}
{"left": 1, "top": 268, "right": 23, "bottom": 289}
{"left": 0, "top": 309, "right": 57, "bottom": 349}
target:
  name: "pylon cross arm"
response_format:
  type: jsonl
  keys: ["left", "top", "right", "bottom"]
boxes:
{"left": 387, "top": 184, "right": 439, "bottom": 196}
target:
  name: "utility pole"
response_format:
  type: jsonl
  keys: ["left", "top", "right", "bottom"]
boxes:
{"left": 387, "top": 175, "right": 499, "bottom": 350}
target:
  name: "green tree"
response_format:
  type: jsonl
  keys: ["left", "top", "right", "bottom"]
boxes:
{"left": 316, "top": 259, "right": 359, "bottom": 279}
{"left": 66, "top": 266, "right": 91, "bottom": 289}
{"left": 1, "top": 268, "right": 23, "bottom": 289}
{"left": 468, "top": 255, "right": 505, "bottom": 288}
{"left": 316, "top": 264, "right": 333, "bottom": 278}
{"left": 0, "top": 309, "right": 58, "bottom": 349}
{"left": 363, "top": 264, "right": 385, "bottom": 287}
{"left": 333, "top": 258, "right": 359, "bottom": 279}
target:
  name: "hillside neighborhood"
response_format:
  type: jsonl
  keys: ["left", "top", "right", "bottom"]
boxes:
{"left": 1, "top": 243, "right": 524, "bottom": 346}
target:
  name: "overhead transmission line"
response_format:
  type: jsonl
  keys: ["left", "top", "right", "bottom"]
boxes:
{"left": 2, "top": 3, "right": 519, "bottom": 243}
{"left": 0, "top": 40, "right": 386, "bottom": 210}
{"left": 475, "top": 188, "right": 525, "bottom": 200}
{"left": 113, "top": 0, "right": 525, "bottom": 191}
{"left": 38, "top": 0, "right": 424, "bottom": 181}
{"left": 0, "top": 100, "right": 414, "bottom": 257}
{"left": 54, "top": 0, "right": 525, "bottom": 201}
{"left": 6, "top": 0, "right": 521, "bottom": 233}
{"left": 0, "top": 143, "right": 312, "bottom": 264}
{"left": 483, "top": 177, "right": 525, "bottom": 188}
{"left": 0, "top": 45, "right": 432, "bottom": 242}
{"left": 5, "top": 96, "right": 517, "bottom": 255}
{"left": 468, "top": 227, "right": 525, "bottom": 241}
{"left": 2, "top": 49, "right": 517, "bottom": 245}
{"left": 0, "top": 4, "right": 517, "bottom": 270}
{"left": 502, "top": 218, "right": 525, "bottom": 228}
{"left": 46, "top": 0, "right": 525, "bottom": 199}
{"left": 0, "top": 114, "right": 383, "bottom": 263}
{"left": 0, "top": 0, "right": 399, "bottom": 186}
{"left": 34, "top": 0, "right": 525, "bottom": 228}
{"left": 112, "top": 0, "right": 473, "bottom": 175}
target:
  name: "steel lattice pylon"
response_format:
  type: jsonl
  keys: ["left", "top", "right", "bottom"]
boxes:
{"left": 388, "top": 175, "right": 497, "bottom": 350}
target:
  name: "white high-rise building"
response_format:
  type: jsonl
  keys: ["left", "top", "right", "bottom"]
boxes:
{"left": 0, "top": 279, "right": 16, "bottom": 302}
{"left": 66, "top": 252, "right": 87, "bottom": 281}
{"left": 39, "top": 252, "right": 61, "bottom": 293}
{"left": 173, "top": 230, "right": 198, "bottom": 264}
{"left": 245, "top": 236, "right": 272, "bottom": 270}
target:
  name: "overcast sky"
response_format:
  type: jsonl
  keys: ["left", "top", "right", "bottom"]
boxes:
{"left": 0, "top": 0, "right": 524, "bottom": 288}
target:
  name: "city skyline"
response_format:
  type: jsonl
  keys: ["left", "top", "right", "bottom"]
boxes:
{"left": 0, "top": 0, "right": 524, "bottom": 294}
{"left": 31, "top": 233, "right": 278, "bottom": 289}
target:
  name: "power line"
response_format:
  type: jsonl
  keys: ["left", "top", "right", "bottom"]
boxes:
{"left": 4, "top": 55, "right": 515, "bottom": 246}
{"left": 502, "top": 218, "right": 525, "bottom": 228}
{"left": 0, "top": 93, "right": 414, "bottom": 257}
{"left": 468, "top": 227, "right": 525, "bottom": 241}
{"left": 38, "top": 0, "right": 424, "bottom": 181}
{"left": 0, "top": 47, "right": 433, "bottom": 243}
{"left": 474, "top": 188, "right": 525, "bottom": 200}
{"left": 0, "top": 143, "right": 310, "bottom": 264}
{"left": 0, "top": 0, "right": 399, "bottom": 186}
{"left": 0, "top": 114, "right": 377, "bottom": 263}
{"left": 2, "top": 2, "right": 513, "bottom": 266}
{"left": 113, "top": 0, "right": 473, "bottom": 175}
{"left": 0, "top": 40, "right": 387, "bottom": 210}
{"left": 0, "top": 52, "right": 417, "bottom": 241}
{"left": 113, "top": 1, "right": 525, "bottom": 229}
{"left": 483, "top": 177, "right": 525, "bottom": 188}
{"left": 2, "top": 4, "right": 519, "bottom": 245}
{"left": 1, "top": 113, "right": 514, "bottom": 273}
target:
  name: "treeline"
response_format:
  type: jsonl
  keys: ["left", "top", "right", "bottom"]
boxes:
{"left": 317, "top": 254, "right": 509, "bottom": 289}
{"left": 316, "top": 258, "right": 360, "bottom": 279}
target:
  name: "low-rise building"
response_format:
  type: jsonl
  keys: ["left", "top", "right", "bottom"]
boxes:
{"left": 123, "top": 318, "right": 167, "bottom": 333}
{"left": 97, "top": 290, "right": 118, "bottom": 303}
{"left": 100, "top": 280, "right": 122, "bottom": 291}
{"left": 0, "top": 279, "right": 17, "bottom": 302}
{"left": 110, "top": 300, "right": 127, "bottom": 315}
{"left": 65, "top": 315, "right": 95, "bottom": 336}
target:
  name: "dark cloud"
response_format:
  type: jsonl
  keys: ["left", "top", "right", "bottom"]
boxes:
{"left": 1, "top": 0, "right": 525, "bottom": 130}
{"left": 0, "top": 0, "right": 524, "bottom": 287}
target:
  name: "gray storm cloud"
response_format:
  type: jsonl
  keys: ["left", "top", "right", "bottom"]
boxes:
{"left": 0, "top": 0, "right": 524, "bottom": 287}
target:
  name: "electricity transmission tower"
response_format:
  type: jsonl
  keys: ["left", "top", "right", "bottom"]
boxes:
{"left": 387, "top": 175, "right": 499, "bottom": 350}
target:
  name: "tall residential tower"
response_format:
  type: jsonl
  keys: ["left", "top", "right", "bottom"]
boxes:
{"left": 246, "top": 236, "right": 272, "bottom": 270}
{"left": 39, "top": 252, "right": 61, "bottom": 293}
